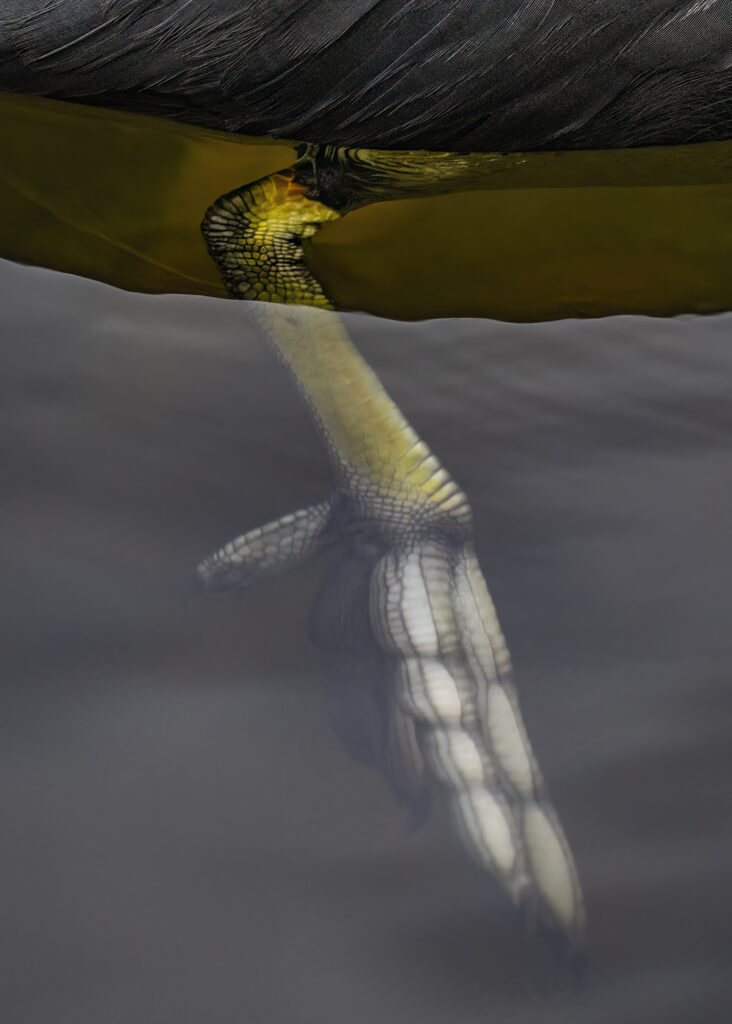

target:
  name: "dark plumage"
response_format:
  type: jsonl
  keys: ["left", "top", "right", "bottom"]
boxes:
{"left": 0, "top": 0, "right": 730, "bottom": 152}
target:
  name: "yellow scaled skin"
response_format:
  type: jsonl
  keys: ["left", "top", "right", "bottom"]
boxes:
{"left": 1, "top": 92, "right": 731, "bottom": 320}
{"left": 203, "top": 170, "right": 340, "bottom": 306}
{"left": 253, "top": 304, "right": 469, "bottom": 519}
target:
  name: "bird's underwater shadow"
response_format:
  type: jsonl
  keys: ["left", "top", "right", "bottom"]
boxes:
{"left": 307, "top": 519, "right": 433, "bottom": 829}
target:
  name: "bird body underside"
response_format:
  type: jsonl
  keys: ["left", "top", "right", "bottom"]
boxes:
{"left": 1, "top": 0, "right": 730, "bottom": 152}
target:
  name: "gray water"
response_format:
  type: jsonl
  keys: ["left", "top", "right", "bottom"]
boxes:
{"left": 2, "top": 256, "right": 731, "bottom": 1022}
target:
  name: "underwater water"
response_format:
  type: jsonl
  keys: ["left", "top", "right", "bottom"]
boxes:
{"left": 2, "top": 255, "right": 732, "bottom": 1022}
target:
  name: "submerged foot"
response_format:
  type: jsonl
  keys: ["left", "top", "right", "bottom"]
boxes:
{"left": 196, "top": 421, "right": 585, "bottom": 949}
{"left": 196, "top": 305, "right": 585, "bottom": 950}
{"left": 198, "top": 153, "right": 586, "bottom": 951}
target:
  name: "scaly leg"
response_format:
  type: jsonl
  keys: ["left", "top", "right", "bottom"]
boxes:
{"left": 199, "top": 150, "right": 586, "bottom": 950}
{"left": 202, "top": 144, "right": 525, "bottom": 308}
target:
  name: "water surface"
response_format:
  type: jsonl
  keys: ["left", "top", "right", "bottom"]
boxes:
{"left": 2, "top": 257, "right": 731, "bottom": 1022}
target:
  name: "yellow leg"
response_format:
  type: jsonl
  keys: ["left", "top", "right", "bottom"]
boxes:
{"left": 199, "top": 152, "right": 586, "bottom": 952}
{"left": 202, "top": 168, "right": 340, "bottom": 305}
{"left": 201, "top": 144, "right": 523, "bottom": 310}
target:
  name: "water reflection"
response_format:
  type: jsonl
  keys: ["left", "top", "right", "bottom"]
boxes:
{"left": 2, "top": 92, "right": 731, "bottom": 319}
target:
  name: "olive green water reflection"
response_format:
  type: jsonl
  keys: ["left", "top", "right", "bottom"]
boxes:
{"left": 2, "top": 92, "right": 732, "bottom": 319}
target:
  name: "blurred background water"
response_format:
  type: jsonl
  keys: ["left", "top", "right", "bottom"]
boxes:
{"left": 1, "top": 256, "right": 731, "bottom": 1022}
